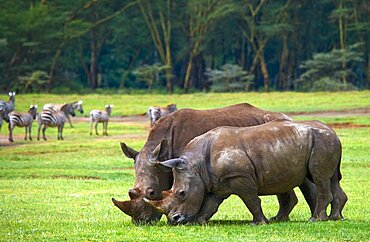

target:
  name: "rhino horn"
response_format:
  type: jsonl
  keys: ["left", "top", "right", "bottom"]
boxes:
{"left": 112, "top": 198, "right": 135, "bottom": 217}
{"left": 143, "top": 198, "right": 166, "bottom": 214}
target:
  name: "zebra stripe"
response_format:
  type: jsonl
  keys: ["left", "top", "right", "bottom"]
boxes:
{"left": 90, "top": 105, "right": 113, "bottom": 136}
{"left": 43, "top": 101, "right": 83, "bottom": 128}
{"left": 8, "top": 105, "right": 37, "bottom": 142}
{"left": 37, "top": 110, "right": 67, "bottom": 140}
{"left": 0, "top": 92, "right": 16, "bottom": 130}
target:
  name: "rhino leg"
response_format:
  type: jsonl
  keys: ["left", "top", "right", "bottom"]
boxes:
{"left": 299, "top": 178, "right": 317, "bottom": 216}
{"left": 271, "top": 190, "right": 298, "bottom": 222}
{"left": 329, "top": 171, "right": 348, "bottom": 220}
{"left": 230, "top": 177, "right": 268, "bottom": 225}
{"left": 309, "top": 179, "right": 332, "bottom": 222}
{"left": 192, "top": 193, "right": 225, "bottom": 224}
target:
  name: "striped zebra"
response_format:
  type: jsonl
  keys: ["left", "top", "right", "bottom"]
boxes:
{"left": 8, "top": 105, "right": 38, "bottom": 142}
{"left": 43, "top": 100, "right": 83, "bottom": 127}
{"left": 148, "top": 103, "right": 177, "bottom": 127}
{"left": 37, "top": 105, "right": 67, "bottom": 141}
{"left": 0, "top": 92, "right": 16, "bottom": 131}
{"left": 90, "top": 105, "right": 113, "bottom": 136}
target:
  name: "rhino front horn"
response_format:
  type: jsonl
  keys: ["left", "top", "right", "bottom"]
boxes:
{"left": 112, "top": 198, "right": 135, "bottom": 217}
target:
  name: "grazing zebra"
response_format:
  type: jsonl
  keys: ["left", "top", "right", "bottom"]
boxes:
{"left": 90, "top": 105, "right": 113, "bottom": 136}
{"left": 37, "top": 105, "right": 67, "bottom": 141}
{"left": 8, "top": 105, "right": 38, "bottom": 142}
{"left": 148, "top": 103, "right": 177, "bottom": 127}
{"left": 43, "top": 100, "right": 83, "bottom": 127}
{"left": 0, "top": 92, "right": 16, "bottom": 131}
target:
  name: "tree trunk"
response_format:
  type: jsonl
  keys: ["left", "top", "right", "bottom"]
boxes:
{"left": 183, "top": 52, "right": 194, "bottom": 93}
{"left": 259, "top": 54, "right": 270, "bottom": 92}
{"left": 278, "top": 34, "right": 289, "bottom": 90}
{"left": 90, "top": 30, "right": 98, "bottom": 89}
{"left": 48, "top": 41, "right": 65, "bottom": 92}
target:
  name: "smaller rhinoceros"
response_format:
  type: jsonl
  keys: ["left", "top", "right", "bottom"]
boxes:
{"left": 144, "top": 120, "right": 347, "bottom": 225}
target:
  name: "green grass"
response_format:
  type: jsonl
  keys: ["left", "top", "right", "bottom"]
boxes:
{"left": 1, "top": 90, "right": 370, "bottom": 116}
{"left": 0, "top": 92, "right": 370, "bottom": 241}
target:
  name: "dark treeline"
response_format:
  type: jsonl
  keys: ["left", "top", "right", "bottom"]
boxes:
{"left": 0, "top": 0, "right": 369, "bottom": 93}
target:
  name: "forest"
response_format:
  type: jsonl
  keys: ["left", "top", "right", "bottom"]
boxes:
{"left": 0, "top": 0, "right": 369, "bottom": 93}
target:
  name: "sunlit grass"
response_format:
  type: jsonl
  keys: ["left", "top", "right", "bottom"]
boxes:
{"left": 1, "top": 91, "right": 370, "bottom": 116}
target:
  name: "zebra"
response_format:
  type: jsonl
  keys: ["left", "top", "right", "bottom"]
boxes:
{"left": 90, "top": 105, "right": 113, "bottom": 136}
{"left": 8, "top": 105, "right": 38, "bottom": 142}
{"left": 0, "top": 92, "right": 16, "bottom": 131}
{"left": 37, "top": 104, "right": 67, "bottom": 141}
{"left": 148, "top": 103, "right": 177, "bottom": 127}
{"left": 43, "top": 100, "right": 83, "bottom": 128}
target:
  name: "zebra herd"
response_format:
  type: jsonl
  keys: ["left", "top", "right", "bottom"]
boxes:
{"left": 0, "top": 92, "right": 116, "bottom": 143}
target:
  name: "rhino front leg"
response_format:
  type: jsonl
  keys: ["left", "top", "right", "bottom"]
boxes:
{"left": 230, "top": 177, "right": 268, "bottom": 225}
{"left": 271, "top": 190, "right": 298, "bottom": 222}
{"left": 191, "top": 193, "right": 225, "bottom": 224}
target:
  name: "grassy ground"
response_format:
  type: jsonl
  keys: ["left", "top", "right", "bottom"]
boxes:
{"left": 1, "top": 90, "right": 370, "bottom": 116}
{"left": 0, "top": 92, "right": 369, "bottom": 241}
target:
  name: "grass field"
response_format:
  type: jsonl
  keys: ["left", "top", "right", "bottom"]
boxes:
{"left": 0, "top": 92, "right": 369, "bottom": 241}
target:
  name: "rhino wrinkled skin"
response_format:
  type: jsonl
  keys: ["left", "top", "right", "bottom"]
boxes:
{"left": 145, "top": 120, "right": 347, "bottom": 225}
{"left": 112, "top": 103, "right": 318, "bottom": 224}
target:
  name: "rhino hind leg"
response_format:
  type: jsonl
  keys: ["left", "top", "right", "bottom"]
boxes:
{"left": 309, "top": 178, "right": 332, "bottom": 222}
{"left": 329, "top": 173, "right": 348, "bottom": 220}
{"left": 270, "top": 190, "right": 298, "bottom": 222}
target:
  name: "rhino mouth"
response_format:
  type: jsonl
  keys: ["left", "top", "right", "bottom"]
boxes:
{"left": 168, "top": 213, "right": 191, "bottom": 225}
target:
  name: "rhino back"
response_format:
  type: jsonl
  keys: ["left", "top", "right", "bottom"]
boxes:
{"left": 204, "top": 121, "right": 314, "bottom": 195}
{"left": 162, "top": 103, "right": 290, "bottom": 158}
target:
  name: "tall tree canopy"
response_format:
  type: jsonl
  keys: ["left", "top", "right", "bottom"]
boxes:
{"left": 0, "top": 0, "right": 369, "bottom": 93}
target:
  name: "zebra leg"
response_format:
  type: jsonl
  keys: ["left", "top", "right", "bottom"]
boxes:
{"left": 24, "top": 127, "right": 28, "bottom": 140}
{"left": 42, "top": 126, "right": 47, "bottom": 141}
{"left": 90, "top": 120, "right": 93, "bottom": 136}
{"left": 60, "top": 123, "right": 64, "bottom": 140}
{"left": 8, "top": 123, "right": 14, "bottom": 142}
{"left": 67, "top": 115, "right": 73, "bottom": 128}
{"left": 28, "top": 125, "right": 32, "bottom": 141}
{"left": 37, "top": 123, "right": 42, "bottom": 140}
{"left": 105, "top": 121, "right": 109, "bottom": 136}
{"left": 95, "top": 122, "right": 99, "bottom": 135}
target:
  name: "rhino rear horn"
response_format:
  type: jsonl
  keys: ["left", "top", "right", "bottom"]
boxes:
{"left": 120, "top": 142, "right": 139, "bottom": 160}
{"left": 112, "top": 198, "right": 136, "bottom": 217}
{"left": 143, "top": 198, "right": 166, "bottom": 214}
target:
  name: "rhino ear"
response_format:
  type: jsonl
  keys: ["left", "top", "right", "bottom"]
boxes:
{"left": 154, "top": 158, "right": 185, "bottom": 173}
{"left": 120, "top": 142, "right": 139, "bottom": 160}
{"left": 150, "top": 139, "right": 170, "bottom": 162}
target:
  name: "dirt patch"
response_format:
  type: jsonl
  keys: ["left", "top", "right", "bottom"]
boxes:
{"left": 51, "top": 175, "right": 101, "bottom": 180}
{"left": 327, "top": 122, "right": 370, "bottom": 129}
{"left": 288, "top": 107, "right": 370, "bottom": 118}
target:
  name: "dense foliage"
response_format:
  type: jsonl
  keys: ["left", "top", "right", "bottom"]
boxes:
{"left": 0, "top": 0, "right": 369, "bottom": 93}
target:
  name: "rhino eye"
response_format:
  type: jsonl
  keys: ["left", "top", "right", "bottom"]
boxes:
{"left": 176, "top": 190, "right": 187, "bottom": 200}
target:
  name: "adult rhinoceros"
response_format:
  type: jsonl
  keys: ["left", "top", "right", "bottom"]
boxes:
{"left": 144, "top": 120, "right": 347, "bottom": 225}
{"left": 112, "top": 103, "right": 316, "bottom": 224}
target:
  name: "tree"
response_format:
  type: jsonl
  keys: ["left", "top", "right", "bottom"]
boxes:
{"left": 296, "top": 43, "right": 363, "bottom": 91}
{"left": 205, "top": 64, "right": 254, "bottom": 92}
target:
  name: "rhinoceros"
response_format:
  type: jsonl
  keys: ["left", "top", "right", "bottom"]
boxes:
{"left": 144, "top": 120, "right": 347, "bottom": 225}
{"left": 112, "top": 103, "right": 318, "bottom": 224}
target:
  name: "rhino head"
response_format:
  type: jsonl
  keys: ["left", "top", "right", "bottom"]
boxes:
{"left": 112, "top": 140, "right": 174, "bottom": 224}
{"left": 143, "top": 156, "right": 205, "bottom": 225}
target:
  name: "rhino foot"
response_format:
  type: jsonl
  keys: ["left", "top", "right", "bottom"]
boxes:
{"left": 269, "top": 215, "right": 290, "bottom": 222}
